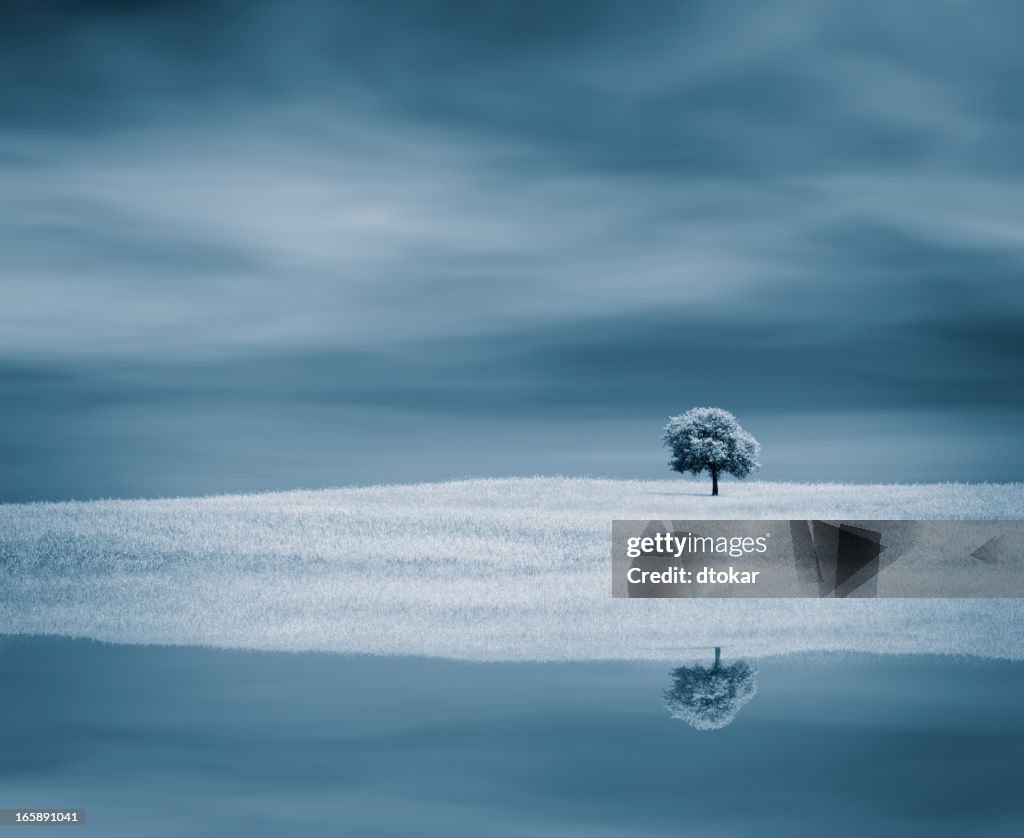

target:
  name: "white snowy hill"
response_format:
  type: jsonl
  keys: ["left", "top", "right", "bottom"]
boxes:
{"left": 2, "top": 478, "right": 1022, "bottom": 661}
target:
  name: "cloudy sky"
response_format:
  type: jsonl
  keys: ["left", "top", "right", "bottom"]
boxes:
{"left": 3, "top": 0, "right": 1024, "bottom": 500}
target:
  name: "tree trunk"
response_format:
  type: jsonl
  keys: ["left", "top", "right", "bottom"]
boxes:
{"left": 714, "top": 646, "right": 721, "bottom": 668}
{"left": 711, "top": 468, "right": 719, "bottom": 496}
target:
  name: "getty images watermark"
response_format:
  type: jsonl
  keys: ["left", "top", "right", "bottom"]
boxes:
{"left": 612, "top": 520, "right": 1024, "bottom": 598}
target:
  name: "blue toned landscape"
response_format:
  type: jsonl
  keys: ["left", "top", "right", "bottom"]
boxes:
{"left": 4, "top": 0, "right": 1024, "bottom": 834}
{"left": 4, "top": 478, "right": 1024, "bottom": 660}
{"left": 3, "top": 638, "right": 1023, "bottom": 837}
{"left": 5, "top": 1, "right": 1024, "bottom": 503}
{"left": 2, "top": 477, "right": 1022, "bottom": 833}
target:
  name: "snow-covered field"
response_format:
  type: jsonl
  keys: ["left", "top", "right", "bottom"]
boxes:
{"left": 2, "top": 477, "right": 1023, "bottom": 661}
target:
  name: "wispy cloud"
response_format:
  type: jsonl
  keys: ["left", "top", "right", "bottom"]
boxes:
{"left": 2, "top": 1, "right": 1023, "bottom": 495}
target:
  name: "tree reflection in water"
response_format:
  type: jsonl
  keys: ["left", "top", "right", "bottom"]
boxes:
{"left": 664, "top": 647, "right": 758, "bottom": 730}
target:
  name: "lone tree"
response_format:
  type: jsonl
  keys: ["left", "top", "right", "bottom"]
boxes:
{"left": 663, "top": 648, "right": 758, "bottom": 731}
{"left": 663, "top": 407, "right": 760, "bottom": 496}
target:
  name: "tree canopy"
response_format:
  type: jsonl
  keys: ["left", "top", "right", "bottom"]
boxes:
{"left": 663, "top": 407, "right": 760, "bottom": 495}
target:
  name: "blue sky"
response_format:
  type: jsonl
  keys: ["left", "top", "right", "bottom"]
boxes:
{"left": 2, "top": 0, "right": 1024, "bottom": 500}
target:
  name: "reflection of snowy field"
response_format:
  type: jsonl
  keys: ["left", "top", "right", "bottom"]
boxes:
{"left": 2, "top": 478, "right": 1023, "bottom": 661}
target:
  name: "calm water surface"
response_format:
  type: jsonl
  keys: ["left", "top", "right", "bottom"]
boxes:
{"left": 1, "top": 637, "right": 1022, "bottom": 837}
